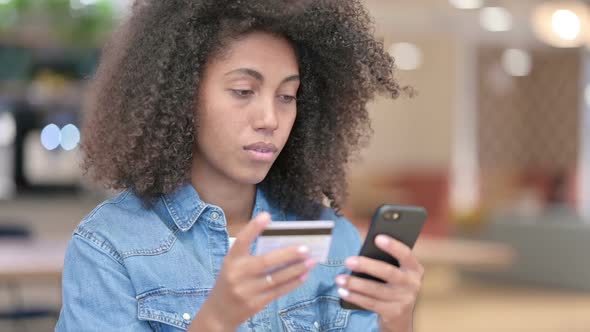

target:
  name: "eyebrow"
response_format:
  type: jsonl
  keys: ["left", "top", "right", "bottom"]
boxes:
{"left": 224, "top": 68, "right": 300, "bottom": 84}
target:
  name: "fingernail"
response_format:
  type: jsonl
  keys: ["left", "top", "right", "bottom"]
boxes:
{"left": 375, "top": 235, "right": 390, "bottom": 247}
{"left": 300, "top": 272, "right": 309, "bottom": 281}
{"left": 335, "top": 275, "right": 347, "bottom": 287}
{"left": 298, "top": 245, "right": 310, "bottom": 255}
{"left": 304, "top": 258, "right": 317, "bottom": 268}
{"left": 337, "top": 288, "right": 350, "bottom": 298}
{"left": 256, "top": 213, "right": 271, "bottom": 225}
{"left": 345, "top": 257, "right": 359, "bottom": 269}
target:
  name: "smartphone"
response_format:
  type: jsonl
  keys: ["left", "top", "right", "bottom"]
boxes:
{"left": 340, "top": 204, "right": 427, "bottom": 310}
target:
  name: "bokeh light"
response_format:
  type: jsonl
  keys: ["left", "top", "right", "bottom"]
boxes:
{"left": 60, "top": 124, "right": 81, "bottom": 150}
{"left": 40, "top": 124, "right": 61, "bottom": 151}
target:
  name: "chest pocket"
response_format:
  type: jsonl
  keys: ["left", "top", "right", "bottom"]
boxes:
{"left": 279, "top": 296, "right": 350, "bottom": 332}
{"left": 137, "top": 288, "right": 210, "bottom": 332}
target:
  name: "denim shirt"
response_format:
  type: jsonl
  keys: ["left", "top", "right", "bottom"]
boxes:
{"left": 56, "top": 183, "right": 379, "bottom": 331}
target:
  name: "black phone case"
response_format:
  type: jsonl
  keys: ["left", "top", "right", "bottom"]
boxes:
{"left": 340, "top": 204, "right": 427, "bottom": 310}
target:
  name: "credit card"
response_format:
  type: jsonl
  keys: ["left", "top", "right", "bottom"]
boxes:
{"left": 255, "top": 220, "right": 335, "bottom": 263}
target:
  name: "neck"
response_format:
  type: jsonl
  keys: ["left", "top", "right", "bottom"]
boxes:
{"left": 190, "top": 156, "right": 256, "bottom": 225}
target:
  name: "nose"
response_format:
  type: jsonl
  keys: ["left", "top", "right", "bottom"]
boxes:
{"left": 253, "top": 97, "right": 279, "bottom": 134}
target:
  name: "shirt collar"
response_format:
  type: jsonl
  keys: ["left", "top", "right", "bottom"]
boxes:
{"left": 161, "top": 182, "right": 286, "bottom": 232}
{"left": 251, "top": 187, "right": 286, "bottom": 222}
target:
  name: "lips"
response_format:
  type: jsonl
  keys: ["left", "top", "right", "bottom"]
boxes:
{"left": 243, "top": 142, "right": 278, "bottom": 153}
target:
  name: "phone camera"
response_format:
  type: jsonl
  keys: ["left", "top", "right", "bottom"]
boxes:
{"left": 385, "top": 212, "right": 400, "bottom": 221}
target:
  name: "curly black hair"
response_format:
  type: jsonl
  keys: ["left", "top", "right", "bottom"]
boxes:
{"left": 81, "top": 0, "right": 410, "bottom": 218}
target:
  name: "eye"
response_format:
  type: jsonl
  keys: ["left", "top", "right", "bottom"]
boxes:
{"left": 278, "top": 95, "right": 297, "bottom": 104}
{"left": 230, "top": 89, "right": 254, "bottom": 98}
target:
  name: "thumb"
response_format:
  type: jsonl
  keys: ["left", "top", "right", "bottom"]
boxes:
{"left": 229, "top": 212, "right": 271, "bottom": 256}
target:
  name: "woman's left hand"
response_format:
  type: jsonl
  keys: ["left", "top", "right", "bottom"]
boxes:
{"left": 335, "top": 234, "right": 424, "bottom": 332}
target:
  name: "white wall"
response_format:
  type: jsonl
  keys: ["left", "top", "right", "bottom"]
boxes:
{"left": 351, "top": 34, "right": 457, "bottom": 176}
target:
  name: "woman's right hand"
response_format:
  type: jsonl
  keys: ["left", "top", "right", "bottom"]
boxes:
{"left": 189, "top": 212, "right": 317, "bottom": 332}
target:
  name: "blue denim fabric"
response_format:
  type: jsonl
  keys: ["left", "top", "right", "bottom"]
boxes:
{"left": 56, "top": 183, "right": 379, "bottom": 331}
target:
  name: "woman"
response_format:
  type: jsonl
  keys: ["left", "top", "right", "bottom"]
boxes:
{"left": 56, "top": 0, "right": 423, "bottom": 331}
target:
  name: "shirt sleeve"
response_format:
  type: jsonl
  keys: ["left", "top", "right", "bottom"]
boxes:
{"left": 55, "top": 234, "right": 152, "bottom": 332}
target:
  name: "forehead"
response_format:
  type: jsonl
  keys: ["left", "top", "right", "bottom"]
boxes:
{"left": 207, "top": 31, "right": 299, "bottom": 76}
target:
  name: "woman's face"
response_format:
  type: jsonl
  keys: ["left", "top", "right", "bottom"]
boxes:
{"left": 193, "top": 31, "right": 300, "bottom": 185}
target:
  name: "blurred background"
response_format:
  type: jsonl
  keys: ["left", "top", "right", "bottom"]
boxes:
{"left": 1, "top": 0, "right": 590, "bottom": 331}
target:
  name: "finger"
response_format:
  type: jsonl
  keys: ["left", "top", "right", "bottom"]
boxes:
{"left": 253, "top": 258, "right": 317, "bottom": 291}
{"left": 256, "top": 271, "right": 310, "bottom": 305}
{"left": 335, "top": 275, "right": 397, "bottom": 301}
{"left": 345, "top": 256, "right": 412, "bottom": 288}
{"left": 230, "top": 212, "right": 271, "bottom": 256}
{"left": 374, "top": 235, "right": 422, "bottom": 273}
{"left": 250, "top": 244, "right": 311, "bottom": 275}
{"left": 337, "top": 288, "right": 386, "bottom": 313}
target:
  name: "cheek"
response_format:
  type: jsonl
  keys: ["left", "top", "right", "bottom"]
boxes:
{"left": 196, "top": 85, "right": 240, "bottom": 128}
{"left": 198, "top": 115, "right": 234, "bottom": 145}
{"left": 197, "top": 101, "right": 240, "bottom": 136}
{"left": 279, "top": 111, "right": 297, "bottom": 143}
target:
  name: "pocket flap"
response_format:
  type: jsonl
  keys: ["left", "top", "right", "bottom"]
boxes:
{"left": 137, "top": 288, "right": 210, "bottom": 330}
{"left": 279, "top": 296, "right": 350, "bottom": 332}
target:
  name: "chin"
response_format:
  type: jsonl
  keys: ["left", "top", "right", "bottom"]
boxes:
{"left": 233, "top": 168, "right": 271, "bottom": 185}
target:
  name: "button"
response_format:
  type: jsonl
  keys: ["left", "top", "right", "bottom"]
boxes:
{"left": 211, "top": 212, "right": 219, "bottom": 220}
{"left": 314, "top": 321, "right": 320, "bottom": 329}
{"left": 182, "top": 312, "right": 191, "bottom": 320}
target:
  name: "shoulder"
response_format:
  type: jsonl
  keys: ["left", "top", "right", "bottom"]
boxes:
{"left": 317, "top": 207, "right": 361, "bottom": 243}
{"left": 315, "top": 206, "right": 363, "bottom": 260}
{"left": 71, "top": 190, "right": 175, "bottom": 263}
